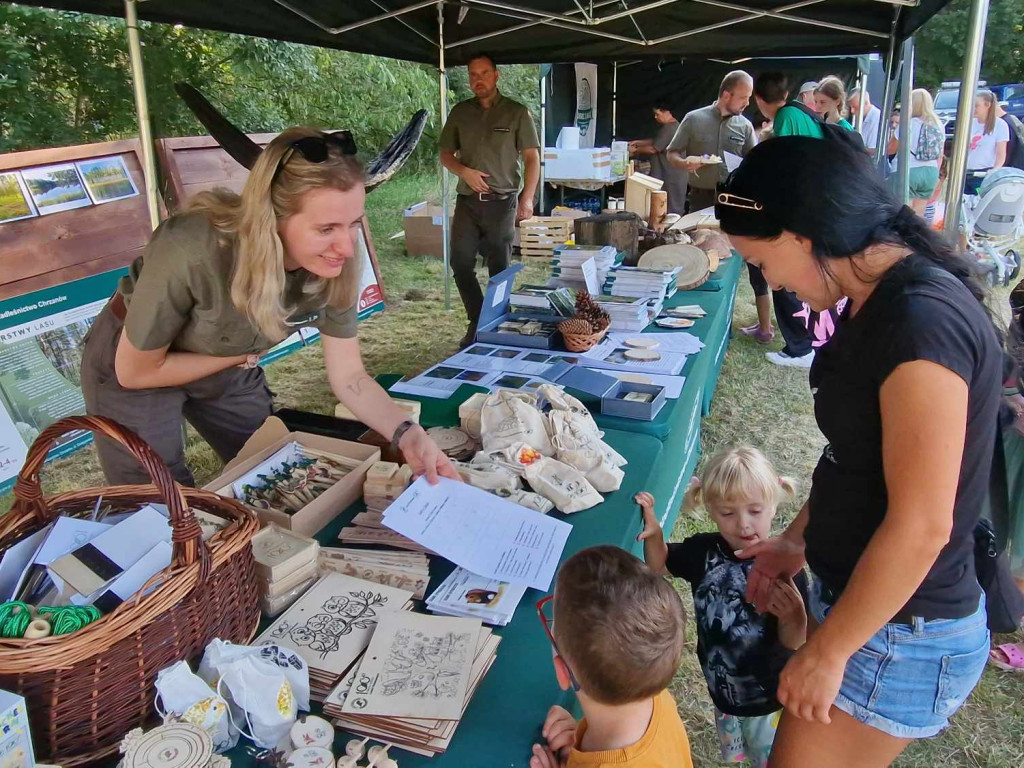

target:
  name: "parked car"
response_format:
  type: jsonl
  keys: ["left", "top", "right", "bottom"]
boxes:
{"left": 935, "top": 81, "right": 1024, "bottom": 138}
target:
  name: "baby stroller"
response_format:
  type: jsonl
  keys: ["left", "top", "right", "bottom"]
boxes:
{"left": 962, "top": 167, "right": 1024, "bottom": 286}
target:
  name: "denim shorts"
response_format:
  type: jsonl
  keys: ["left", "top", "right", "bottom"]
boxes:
{"left": 809, "top": 576, "right": 990, "bottom": 739}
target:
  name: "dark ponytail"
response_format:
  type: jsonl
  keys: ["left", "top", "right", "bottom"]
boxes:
{"left": 717, "top": 135, "right": 994, "bottom": 320}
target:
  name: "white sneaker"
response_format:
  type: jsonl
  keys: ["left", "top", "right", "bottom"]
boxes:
{"left": 766, "top": 350, "right": 815, "bottom": 369}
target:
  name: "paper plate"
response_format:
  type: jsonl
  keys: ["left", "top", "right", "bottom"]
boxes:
{"left": 120, "top": 724, "right": 213, "bottom": 768}
{"left": 624, "top": 348, "right": 661, "bottom": 362}
{"left": 636, "top": 244, "right": 710, "bottom": 290}
{"left": 655, "top": 317, "right": 695, "bottom": 329}
{"left": 623, "top": 337, "right": 660, "bottom": 349}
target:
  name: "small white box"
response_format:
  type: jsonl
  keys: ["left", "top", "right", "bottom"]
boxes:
{"left": 0, "top": 690, "right": 34, "bottom": 768}
{"left": 544, "top": 148, "right": 612, "bottom": 181}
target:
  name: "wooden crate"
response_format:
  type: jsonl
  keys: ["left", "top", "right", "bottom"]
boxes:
{"left": 518, "top": 217, "right": 574, "bottom": 259}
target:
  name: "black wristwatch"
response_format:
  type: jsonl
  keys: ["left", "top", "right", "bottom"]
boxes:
{"left": 390, "top": 420, "right": 416, "bottom": 451}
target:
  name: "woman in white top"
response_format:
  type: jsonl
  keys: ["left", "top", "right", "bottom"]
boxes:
{"left": 890, "top": 89, "right": 944, "bottom": 214}
{"left": 966, "top": 89, "right": 1010, "bottom": 194}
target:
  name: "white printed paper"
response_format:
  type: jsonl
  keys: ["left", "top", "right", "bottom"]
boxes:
{"left": 606, "top": 331, "right": 705, "bottom": 356}
{"left": 580, "top": 257, "right": 601, "bottom": 295}
{"left": 724, "top": 151, "right": 743, "bottom": 172}
{"left": 383, "top": 477, "right": 570, "bottom": 591}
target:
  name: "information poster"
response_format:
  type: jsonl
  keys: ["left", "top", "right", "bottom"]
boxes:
{"left": 0, "top": 270, "right": 122, "bottom": 493}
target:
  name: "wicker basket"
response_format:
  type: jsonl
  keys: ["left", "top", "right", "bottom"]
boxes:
{"left": 561, "top": 326, "right": 609, "bottom": 352}
{"left": 0, "top": 416, "right": 261, "bottom": 766}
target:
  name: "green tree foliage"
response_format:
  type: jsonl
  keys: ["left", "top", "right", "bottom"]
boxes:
{"left": 915, "top": 0, "right": 1024, "bottom": 91}
{"left": 0, "top": 6, "right": 540, "bottom": 170}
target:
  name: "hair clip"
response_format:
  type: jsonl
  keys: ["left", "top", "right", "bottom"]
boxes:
{"left": 717, "top": 192, "right": 763, "bottom": 211}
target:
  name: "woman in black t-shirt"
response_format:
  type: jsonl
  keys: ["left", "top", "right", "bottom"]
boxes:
{"left": 714, "top": 136, "right": 1003, "bottom": 767}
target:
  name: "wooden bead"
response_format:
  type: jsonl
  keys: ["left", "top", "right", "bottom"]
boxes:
{"left": 24, "top": 619, "right": 51, "bottom": 639}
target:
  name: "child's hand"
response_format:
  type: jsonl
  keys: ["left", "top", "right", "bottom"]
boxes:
{"left": 530, "top": 705, "right": 576, "bottom": 768}
{"left": 635, "top": 492, "right": 663, "bottom": 542}
{"left": 765, "top": 576, "right": 806, "bottom": 623}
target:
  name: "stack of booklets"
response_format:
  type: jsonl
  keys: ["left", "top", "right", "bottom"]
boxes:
{"left": 591, "top": 294, "right": 651, "bottom": 332}
{"left": 319, "top": 547, "right": 431, "bottom": 600}
{"left": 323, "top": 612, "right": 501, "bottom": 756}
{"left": 508, "top": 285, "right": 576, "bottom": 316}
{"left": 253, "top": 572, "right": 415, "bottom": 700}
{"left": 550, "top": 245, "right": 620, "bottom": 292}
{"left": 603, "top": 265, "right": 681, "bottom": 301}
{"left": 425, "top": 567, "right": 528, "bottom": 626}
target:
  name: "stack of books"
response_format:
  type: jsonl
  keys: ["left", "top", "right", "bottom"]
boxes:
{"left": 591, "top": 294, "right": 651, "bottom": 332}
{"left": 323, "top": 612, "right": 501, "bottom": 756}
{"left": 550, "top": 245, "right": 620, "bottom": 292}
{"left": 603, "top": 265, "right": 681, "bottom": 301}
{"left": 426, "top": 567, "right": 527, "bottom": 627}
{"left": 253, "top": 573, "right": 415, "bottom": 700}
{"left": 508, "top": 285, "right": 575, "bottom": 316}
{"left": 250, "top": 525, "right": 320, "bottom": 617}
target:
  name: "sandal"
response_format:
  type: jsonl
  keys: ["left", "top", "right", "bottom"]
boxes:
{"left": 988, "top": 643, "right": 1024, "bottom": 672}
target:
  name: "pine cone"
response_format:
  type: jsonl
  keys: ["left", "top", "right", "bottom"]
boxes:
{"left": 576, "top": 291, "right": 598, "bottom": 314}
{"left": 559, "top": 317, "right": 594, "bottom": 335}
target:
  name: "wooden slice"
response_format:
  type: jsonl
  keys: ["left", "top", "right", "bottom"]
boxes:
{"left": 637, "top": 244, "right": 710, "bottom": 290}
{"left": 121, "top": 724, "right": 213, "bottom": 768}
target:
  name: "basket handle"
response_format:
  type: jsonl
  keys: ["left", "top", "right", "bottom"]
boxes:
{"left": 12, "top": 415, "right": 211, "bottom": 578}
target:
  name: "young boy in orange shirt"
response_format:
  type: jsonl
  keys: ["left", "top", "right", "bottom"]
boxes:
{"left": 531, "top": 545, "right": 694, "bottom": 768}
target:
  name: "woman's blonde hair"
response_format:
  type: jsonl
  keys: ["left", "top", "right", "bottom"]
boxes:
{"left": 188, "top": 126, "right": 364, "bottom": 342}
{"left": 685, "top": 444, "right": 795, "bottom": 512}
{"left": 815, "top": 76, "right": 848, "bottom": 121}
{"left": 975, "top": 89, "right": 998, "bottom": 136}
{"left": 911, "top": 88, "right": 941, "bottom": 127}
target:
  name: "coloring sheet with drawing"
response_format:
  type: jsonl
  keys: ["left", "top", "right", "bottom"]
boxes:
{"left": 340, "top": 612, "right": 480, "bottom": 720}
{"left": 254, "top": 573, "right": 414, "bottom": 675}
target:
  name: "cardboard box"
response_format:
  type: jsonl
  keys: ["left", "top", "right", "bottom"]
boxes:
{"left": 403, "top": 202, "right": 449, "bottom": 258}
{"left": 205, "top": 417, "right": 381, "bottom": 536}
{"left": 544, "top": 148, "right": 612, "bottom": 181}
{"left": 0, "top": 690, "right": 34, "bottom": 768}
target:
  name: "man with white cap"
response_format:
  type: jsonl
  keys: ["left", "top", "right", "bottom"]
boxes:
{"left": 798, "top": 81, "right": 818, "bottom": 110}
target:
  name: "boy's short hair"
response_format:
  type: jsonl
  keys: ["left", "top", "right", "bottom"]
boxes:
{"left": 754, "top": 72, "right": 789, "bottom": 104}
{"left": 554, "top": 545, "right": 685, "bottom": 705}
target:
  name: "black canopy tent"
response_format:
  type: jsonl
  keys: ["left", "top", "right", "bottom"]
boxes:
{"left": 13, "top": 0, "right": 943, "bottom": 64}
{"left": 4, "top": 0, "right": 991, "bottom": 301}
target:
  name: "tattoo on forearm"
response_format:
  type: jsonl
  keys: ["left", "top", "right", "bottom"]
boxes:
{"left": 345, "top": 375, "right": 373, "bottom": 398}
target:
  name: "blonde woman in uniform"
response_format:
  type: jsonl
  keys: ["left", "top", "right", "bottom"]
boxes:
{"left": 82, "top": 127, "right": 457, "bottom": 486}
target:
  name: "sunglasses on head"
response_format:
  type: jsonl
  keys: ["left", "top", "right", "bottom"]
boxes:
{"left": 274, "top": 131, "right": 357, "bottom": 182}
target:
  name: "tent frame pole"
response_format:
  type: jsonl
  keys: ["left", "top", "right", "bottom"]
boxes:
{"left": 438, "top": 1, "right": 451, "bottom": 312}
{"left": 539, "top": 69, "right": 547, "bottom": 213}
{"left": 612, "top": 61, "right": 619, "bottom": 139}
{"left": 125, "top": 0, "right": 160, "bottom": 229}
{"left": 876, "top": 23, "right": 900, "bottom": 173}
{"left": 895, "top": 36, "right": 914, "bottom": 203}
{"left": 857, "top": 69, "right": 868, "bottom": 131}
{"left": 944, "top": 0, "right": 989, "bottom": 236}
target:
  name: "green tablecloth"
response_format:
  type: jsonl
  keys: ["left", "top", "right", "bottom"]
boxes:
{"left": 225, "top": 427, "right": 664, "bottom": 768}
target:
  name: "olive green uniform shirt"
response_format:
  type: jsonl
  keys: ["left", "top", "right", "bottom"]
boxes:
{"left": 117, "top": 213, "right": 357, "bottom": 355}
{"left": 439, "top": 91, "right": 540, "bottom": 196}
{"left": 667, "top": 103, "right": 757, "bottom": 189}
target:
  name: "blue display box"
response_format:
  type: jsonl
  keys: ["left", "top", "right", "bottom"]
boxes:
{"left": 601, "top": 381, "right": 667, "bottom": 421}
{"left": 476, "top": 264, "right": 566, "bottom": 349}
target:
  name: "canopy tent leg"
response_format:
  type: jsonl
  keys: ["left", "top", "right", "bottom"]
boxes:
{"left": 612, "top": 61, "right": 619, "bottom": 139}
{"left": 125, "top": 0, "right": 160, "bottom": 230}
{"left": 876, "top": 28, "right": 901, "bottom": 173}
{"left": 895, "top": 37, "right": 914, "bottom": 204}
{"left": 438, "top": 1, "right": 452, "bottom": 312}
{"left": 944, "top": 0, "right": 989, "bottom": 236}
{"left": 539, "top": 69, "right": 547, "bottom": 213}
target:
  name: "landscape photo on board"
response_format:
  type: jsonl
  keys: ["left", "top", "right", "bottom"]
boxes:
{"left": 0, "top": 172, "right": 36, "bottom": 224}
{"left": 76, "top": 156, "right": 139, "bottom": 204}
{"left": 20, "top": 163, "right": 92, "bottom": 215}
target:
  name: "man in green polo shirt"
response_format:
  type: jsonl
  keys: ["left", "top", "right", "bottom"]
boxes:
{"left": 440, "top": 53, "right": 540, "bottom": 348}
{"left": 666, "top": 71, "right": 757, "bottom": 212}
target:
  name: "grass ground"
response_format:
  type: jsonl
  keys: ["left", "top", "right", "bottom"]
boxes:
{"left": 4, "top": 173, "right": 1023, "bottom": 766}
